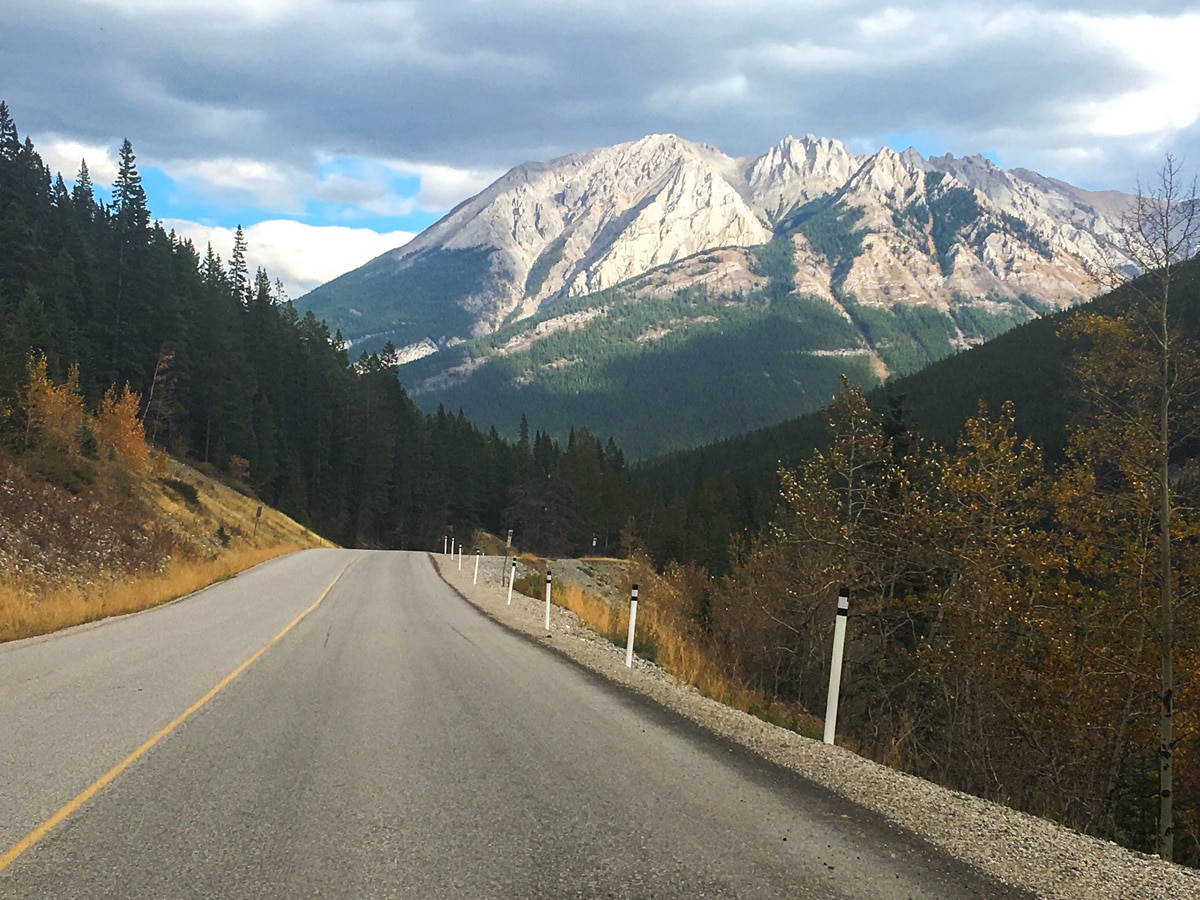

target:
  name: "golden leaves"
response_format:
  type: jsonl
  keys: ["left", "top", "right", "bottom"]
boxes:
{"left": 95, "top": 383, "right": 149, "bottom": 468}
{"left": 18, "top": 353, "right": 149, "bottom": 473}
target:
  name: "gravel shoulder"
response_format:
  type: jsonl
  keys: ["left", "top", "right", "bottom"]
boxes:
{"left": 434, "top": 552, "right": 1199, "bottom": 900}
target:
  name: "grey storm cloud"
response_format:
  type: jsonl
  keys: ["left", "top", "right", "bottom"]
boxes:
{"left": 3, "top": 0, "right": 1199, "bottom": 192}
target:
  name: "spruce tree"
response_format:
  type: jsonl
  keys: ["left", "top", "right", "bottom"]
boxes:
{"left": 0, "top": 101, "right": 18, "bottom": 163}
{"left": 71, "top": 160, "right": 95, "bottom": 223}
{"left": 229, "top": 225, "right": 249, "bottom": 306}
{"left": 114, "top": 139, "right": 149, "bottom": 233}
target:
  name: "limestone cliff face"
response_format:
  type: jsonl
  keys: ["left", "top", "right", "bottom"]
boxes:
{"left": 317, "top": 132, "right": 1130, "bottom": 351}
{"left": 797, "top": 147, "right": 1101, "bottom": 312}
{"left": 388, "top": 135, "right": 772, "bottom": 330}
{"left": 742, "top": 136, "right": 860, "bottom": 223}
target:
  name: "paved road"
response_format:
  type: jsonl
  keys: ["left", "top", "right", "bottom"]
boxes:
{"left": 0, "top": 550, "right": 1025, "bottom": 898}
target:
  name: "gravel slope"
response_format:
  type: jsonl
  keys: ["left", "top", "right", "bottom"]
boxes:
{"left": 435, "top": 553, "right": 1200, "bottom": 899}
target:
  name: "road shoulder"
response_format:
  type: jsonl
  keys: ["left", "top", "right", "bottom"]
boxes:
{"left": 431, "top": 552, "right": 1200, "bottom": 900}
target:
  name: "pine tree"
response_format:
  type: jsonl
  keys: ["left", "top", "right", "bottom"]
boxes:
{"left": 0, "top": 101, "right": 19, "bottom": 164}
{"left": 113, "top": 139, "right": 149, "bottom": 233}
{"left": 201, "top": 243, "right": 225, "bottom": 288}
{"left": 71, "top": 160, "right": 95, "bottom": 223}
{"left": 228, "top": 225, "right": 249, "bottom": 306}
{"left": 102, "top": 138, "right": 153, "bottom": 384}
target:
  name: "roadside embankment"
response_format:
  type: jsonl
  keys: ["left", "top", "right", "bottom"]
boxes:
{"left": 0, "top": 455, "right": 330, "bottom": 643}
{"left": 433, "top": 551, "right": 1200, "bottom": 900}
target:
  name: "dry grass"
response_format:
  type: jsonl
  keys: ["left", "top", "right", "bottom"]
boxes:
{"left": 0, "top": 451, "right": 331, "bottom": 644}
{"left": 0, "top": 544, "right": 306, "bottom": 643}
{"left": 554, "top": 581, "right": 629, "bottom": 644}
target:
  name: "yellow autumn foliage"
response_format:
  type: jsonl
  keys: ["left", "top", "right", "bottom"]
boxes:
{"left": 96, "top": 383, "right": 149, "bottom": 467}
{"left": 18, "top": 354, "right": 84, "bottom": 455}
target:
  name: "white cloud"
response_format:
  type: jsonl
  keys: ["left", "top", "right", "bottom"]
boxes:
{"left": 310, "top": 172, "right": 391, "bottom": 205}
{"left": 74, "top": 0, "right": 308, "bottom": 19}
{"left": 163, "top": 218, "right": 415, "bottom": 299}
{"left": 12, "top": 0, "right": 1200, "bottom": 211}
{"left": 856, "top": 7, "right": 918, "bottom": 40}
{"left": 379, "top": 159, "right": 504, "bottom": 210}
{"left": 169, "top": 157, "right": 302, "bottom": 211}
{"left": 753, "top": 5, "right": 1029, "bottom": 74}
{"left": 359, "top": 194, "right": 420, "bottom": 218}
{"left": 37, "top": 139, "right": 119, "bottom": 185}
{"left": 1070, "top": 12, "right": 1200, "bottom": 138}
{"left": 157, "top": 152, "right": 494, "bottom": 222}
{"left": 647, "top": 74, "right": 750, "bottom": 113}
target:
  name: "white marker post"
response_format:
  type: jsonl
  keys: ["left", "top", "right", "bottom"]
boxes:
{"left": 625, "top": 584, "right": 640, "bottom": 668}
{"left": 507, "top": 559, "right": 517, "bottom": 605}
{"left": 443, "top": 535, "right": 448, "bottom": 555}
{"left": 823, "top": 587, "right": 850, "bottom": 745}
{"left": 544, "top": 571, "right": 552, "bottom": 632}
{"left": 473, "top": 549, "right": 481, "bottom": 585}
{"left": 457, "top": 542, "right": 463, "bottom": 571}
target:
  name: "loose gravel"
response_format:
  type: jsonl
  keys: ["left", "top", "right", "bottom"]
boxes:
{"left": 434, "top": 552, "right": 1200, "bottom": 900}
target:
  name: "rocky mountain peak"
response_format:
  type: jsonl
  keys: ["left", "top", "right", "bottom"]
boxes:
{"left": 898, "top": 147, "right": 930, "bottom": 171}
{"left": 300, "top": 132, "right": 1133, "bottom": 359}
{"left": 839, "top": 146, "right": 930, "bottom": 228}
{"left": 745, "top": 134, "right": 858, "bottom": 221}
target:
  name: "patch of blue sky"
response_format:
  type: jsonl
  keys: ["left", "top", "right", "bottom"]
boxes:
{"left": 134, "top": 157, "right": 442, "bottom": 234}
{"left": 313, "top": 154, "right": 424, "bottom": 207}
{"left": 302, "top": 155, "right": 442, "bottom": 231}
{"left": 874, "top": 131, "right": 1003, "bottom": 169}
{"left": 140, "top": 167, "right": 268, "bottom": 228}
{"left": 879, "top": 129, "right": 947, "bottom": 159}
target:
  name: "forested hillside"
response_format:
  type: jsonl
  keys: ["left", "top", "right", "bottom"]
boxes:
{"left": 400, "top": 279, "right": 879, "bottom": 459}
{"left": 0, "top": 103, "right": 632, "bottom": 554}
{"left": 682, "top": 373, "right": 1200, "bottom": 864}
{"left": 631, "top": 257, "right": 1200, "bottom": 572}
{"left": 398, "top": 238, "right": 1048, "bottom": 460}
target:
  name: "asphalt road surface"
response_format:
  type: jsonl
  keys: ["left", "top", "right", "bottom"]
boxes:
{"left": 0, "top": 549, "right": 1027, "bottom": 898}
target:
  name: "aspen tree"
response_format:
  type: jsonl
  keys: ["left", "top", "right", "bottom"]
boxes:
{"left": 1082, "top": 154, "right": 1200, "bottom": 861}
{"left": 18, "top": 354, "right": 83, "bottom": 455}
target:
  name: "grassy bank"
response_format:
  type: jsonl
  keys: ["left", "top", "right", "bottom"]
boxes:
{"left": 1, "top": 453, "right": 330, "bottom": 644}
{"left": 0, "top": 544, "right": 306, "bottom": 642}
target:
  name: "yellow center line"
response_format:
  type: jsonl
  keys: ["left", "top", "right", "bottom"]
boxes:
{"left": 0, "top": 559, "right": 355, "bottom": 874}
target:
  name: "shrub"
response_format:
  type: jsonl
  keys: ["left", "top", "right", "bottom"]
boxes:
{"left": 25, "top": 445, "right": 95, "bottom": 494}
{"left": 159, "top": 477, "right": 200, "bottom": 506}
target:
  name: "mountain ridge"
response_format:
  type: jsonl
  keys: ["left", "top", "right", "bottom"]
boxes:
{"left": 301, "top": 132, "right": 1127, "bottom": 358}
{"left": 298, "top": 132, "right": 1135, "bottom": 458}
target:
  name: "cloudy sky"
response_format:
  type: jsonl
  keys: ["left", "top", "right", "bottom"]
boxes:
{"left": 4, "top": 0, "right": 1198, "bottom": 300}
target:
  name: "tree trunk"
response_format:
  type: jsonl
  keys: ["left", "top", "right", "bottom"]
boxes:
{"left": 1158, "top": 287, "right": 1174, "bottom": 861}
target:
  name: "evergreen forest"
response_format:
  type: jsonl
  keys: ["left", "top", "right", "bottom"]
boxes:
{"left": 0, "top": 102, "right": 632, "bottom": 554}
